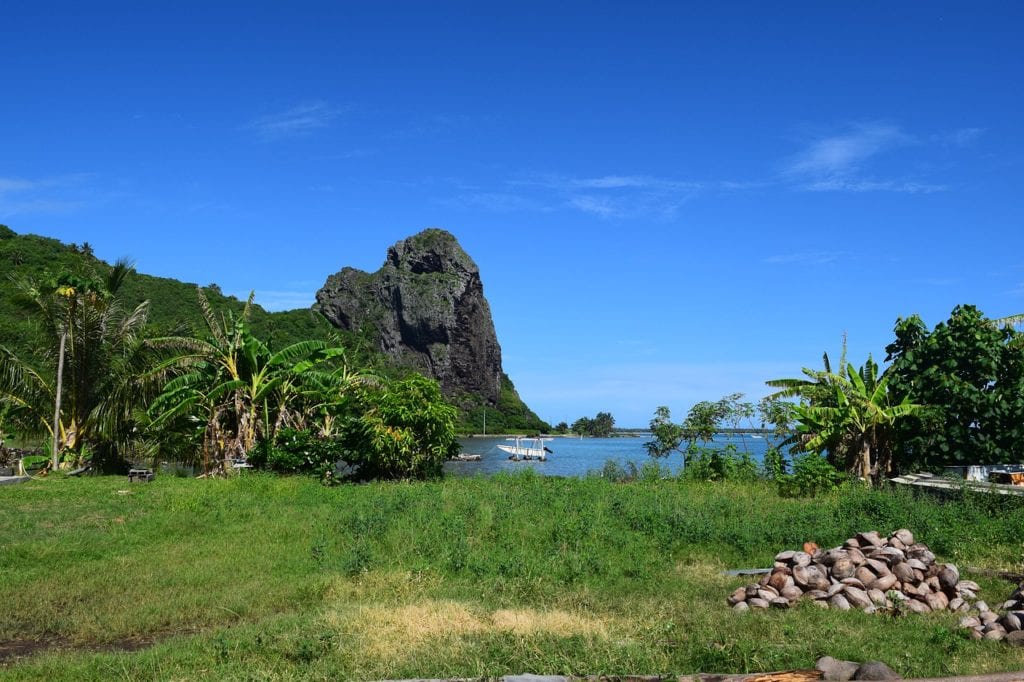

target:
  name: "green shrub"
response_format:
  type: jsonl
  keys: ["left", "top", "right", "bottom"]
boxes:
{"left": 762, "top": 446, "right": 788, "bottom": 479}
{"left": 340, "top": 374, "right": 459, "bottom": 481}
{"left": 777, "top": 451, "right": 846, "bottom": 497}
{"left": 249, "top": 428, "right": 345, "bottom": 480}
{"left": 682, "top": 443, "right": 759, "bottom": 482}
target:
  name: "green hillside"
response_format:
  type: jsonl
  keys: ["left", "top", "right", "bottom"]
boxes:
{"left": 0, "top": 225, "right": 544, "bottom": 433}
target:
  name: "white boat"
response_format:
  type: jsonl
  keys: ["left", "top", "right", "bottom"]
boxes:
{"left": 497, "top": 437, "right": 553, "bottom": 461}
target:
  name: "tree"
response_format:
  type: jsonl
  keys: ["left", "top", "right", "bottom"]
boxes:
{"left": 644, "top": 396, "right": 732, "bottom": 458}
{"left": 571, "top": 411, "right": 615, "bottom": 437}
{"left": 339, "top": 374, "right": 458, "bottom": 480}
{"left": 781, "top": 357, "right": 921, "bottom": 481}
{"left": 884, "top": 305, "right": 1024, "bottom": 467}
{"left": 148, "top": 289, "right": 354, "bottom": 474}
{"left": 0, "top": 261, "right": 152, "bottom": 468}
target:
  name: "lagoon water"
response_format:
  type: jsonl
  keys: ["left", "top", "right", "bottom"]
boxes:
{"left": 445, "top": 433, "right": 775, "bottom": 478}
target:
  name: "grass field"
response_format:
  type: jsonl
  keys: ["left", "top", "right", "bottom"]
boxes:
{"left": 2, "top": 471, "right": 1024, "bottom": 680}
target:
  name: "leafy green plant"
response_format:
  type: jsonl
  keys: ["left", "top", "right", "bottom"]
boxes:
{"left": 248, "top": 428, "right": 346, "bottom": 480}
{"left": 776, "top": 452, "right": 846, "bottom": 497}
{"left": 340, "top": 374, "right": 458, "bottom": 480}
{"left": 762, "top": 446, "right": 788, "bottom": 479}
{"left": 681, "top": 443, "right": 759, "bottom": 482}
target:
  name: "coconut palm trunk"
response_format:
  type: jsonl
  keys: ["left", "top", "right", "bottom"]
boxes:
{"left": 51, "top": 330, "right": 67, "bottom": 469}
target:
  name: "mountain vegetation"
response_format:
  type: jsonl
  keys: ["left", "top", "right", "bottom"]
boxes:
{"left": 0, "top": 224, "right": 538, "bottom": 474}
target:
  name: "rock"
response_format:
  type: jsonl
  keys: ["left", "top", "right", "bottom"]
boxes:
{"left": 829, "top": 593, "right": 852, "bottom": 610}
{"left": 975, "top": 601, "right": 990, "bottom": 614}
{"left": 847, "top": 548, "right": 867, "bottom": 565}
{"left": 905, "top": 558, "right": 928, "bottom": 572}
{"left": 948, "top": 597, "right": 964, "bottom": 612}
{"left": 832, "top": 559, "right": 856, "bottom": 580}
{"left": 868, "top": 589, "right": 888, "bottom": 606}
{"left": 817, "top": 656, "right": 861, "bottom": 681}
{"left": 938, "top": 564, "right": 959, "bottom": 590}
{"left": 893, "top": 529, "right": 914, "bottom": 546}
{"left": 892, "top": 562, "right": 915, "bottom": 583}
{"left": 1003, "top": 600, "right": 1019, "bottom": 610}
{"left": 728, "top": 587, "right": 747, "bottom": 605}
{"left": 871, "top": 547, "right": 906, "bottom": 564}
{"left": 845, "top": 586, "right": 873, "bottom": 609}
{"left": 792, "top": 551, "right": 812, "bottom": 567}
{"left": 981, "top": 610, "right": 999, "bottom": 625}
{"left": 865, "top": 559, "right": 889, "bottom": 576}
{"left": 812, "top": 598, "right": 831, "bottom": 608}
{"left": 888, "top": 537, "right": 907, "bottom": 551}
{"left": 1003, "top": 612, "right": 1022, "bottom": 631}
{"left": 733, "top": 601, "right": 750, "bottom": 613}
{"left": 758, "top": 588, "right": 778, "bottom": 602}
{"left": 770, "top": 597, "right": 791, "bottom": 609}
{"left": 793, "top": 565, "right": 811, "bottom": 587}
{"left": 781, "top": 585, "right": 804, "bottom": 601}
{"left": 806, "top": 590, "right": 829, "bottom": 600}
{"left": 776, "top": 550, "right": 796, "bottom": 562}
{"left": 1007, "top": 630, "right": 1024, "bottom": 646}
{"left": 315, "top": 229, "right": 512, "bottom": 410}
{"left": 984, "top": 628, "right": 1007, "bottom": 641}
{"left": 749, "top": 597, "right": 770, "bottom": 609}
{"left": 768, "top": 569, "right": 790, "bottom": 591}
{"left": 857, "top": 531, "right": 885, "bottom": 548}
{"left": 854, "top": 660, "right": 901, "bottom": 680}
{"left": 823, "top": 549, "right": 848, "bottom": 566}
{"left": 924, "top": 592, "right": 948, "bottom": 611}
{"left": 828, "top": 582, "right": 846, "bottom": 597}
{"left": 841, "top": 577, "right": 866, "bottom": 590}
{"left": 959, "top": 616, "right": 981, "bottom": 629}
{"left": 906, "top": 599, "right": 931, "bottom": 614}
{"left": 856, "top": 567, "right": 877, "bottom": 585}
{"left": 868, "top": 574, "right": 898, "bottom": 593}
{"left": 745, "top": 585, "right": 759, "bottom": 599}
{"left": 956, "top": 579, "right": 981, "bottom": 593}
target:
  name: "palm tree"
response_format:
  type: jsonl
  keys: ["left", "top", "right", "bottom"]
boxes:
{"left": 0, "top": 260, "right": 150, "bottom": 467}
{"left": 782, "top": 357, "right": 922, "bottom": 481}
{"left": 148, "top": 289, "right": 357, "bottom": 474}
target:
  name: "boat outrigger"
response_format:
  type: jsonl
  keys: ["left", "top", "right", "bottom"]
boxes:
{"left": 497, "top": 436, "right": 553, "bottom": 461}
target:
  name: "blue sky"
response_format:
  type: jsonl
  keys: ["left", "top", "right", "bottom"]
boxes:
{"left": 2, "top": 2, "right": 1023, "bottom": 426}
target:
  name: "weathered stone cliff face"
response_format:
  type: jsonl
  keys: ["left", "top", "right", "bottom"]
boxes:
{"left": 315, "top": 229, "right": 503, "bottom": 406}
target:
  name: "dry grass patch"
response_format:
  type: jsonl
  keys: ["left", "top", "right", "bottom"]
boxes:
{"left": 327, "top": 598, "right": 614, "bottom": 661}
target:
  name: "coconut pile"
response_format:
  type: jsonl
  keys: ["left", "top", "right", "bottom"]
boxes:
{"left": 960, "top": 582, "right": 1024, "bottom": 642}
{"left": 727, "top": 529, "right": 981, "bottom": 614}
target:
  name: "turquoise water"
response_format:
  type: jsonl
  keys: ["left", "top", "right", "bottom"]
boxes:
{"left": 445, "top": 433, "right": 775, "bottom": 478}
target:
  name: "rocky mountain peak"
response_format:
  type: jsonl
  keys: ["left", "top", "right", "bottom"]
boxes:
{"left": 314, "top": 228, "right": 503, "bottom": 406}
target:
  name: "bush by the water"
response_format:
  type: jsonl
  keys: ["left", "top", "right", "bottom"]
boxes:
{"left": 248, "top": 428, "right": 345, "bottom": 478}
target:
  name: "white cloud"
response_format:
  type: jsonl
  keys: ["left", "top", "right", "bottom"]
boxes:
{"left": 945, "top": 127, "right": 985, "bottom": 146}
{"left": 764, "top": 251, "right": 845, "bottom": 265}
{"left": 0, "top": 178, "right": 37, "bottom": 194}
{"left": 802, "top": 178, "right": 947, "bottom": 193}
{"left": 568, "top": 195, "right": 619, "bottom": 217}
{"left": 785, "top": 123, "right": 910, "bottom": 177}
{"left": 0, "top": 174, "right": 98, "bottom": 217}
{"left": 245, "top": 101, "right": 338, "bottom": 140}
